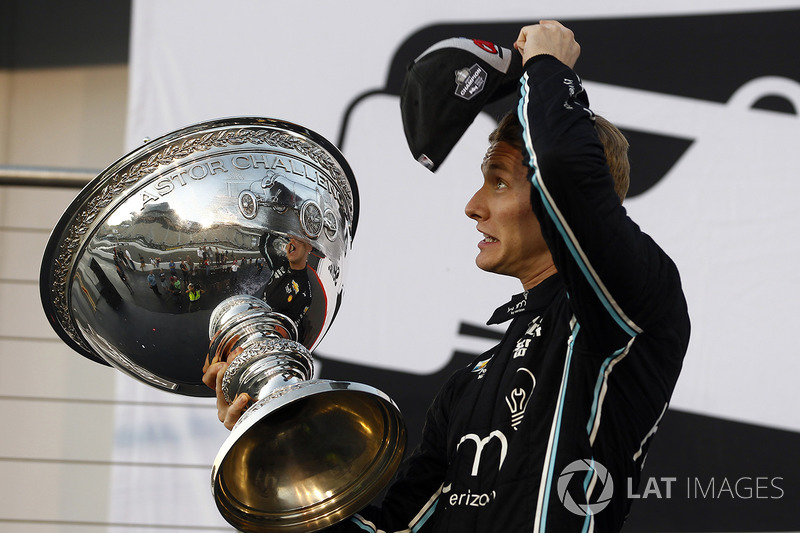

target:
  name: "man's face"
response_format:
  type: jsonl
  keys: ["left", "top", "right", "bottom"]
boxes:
{"left": 286, "top": 238, "right": 311, "bottom": 268}
{"left": 465, "top": 141, "right": 552, "bottom": 289}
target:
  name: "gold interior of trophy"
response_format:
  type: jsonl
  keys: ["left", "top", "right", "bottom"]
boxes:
{"left": 214, "top": 388, "right": 406, "bottom": 532}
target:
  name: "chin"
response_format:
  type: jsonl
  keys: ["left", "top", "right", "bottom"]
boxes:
{"left": 475, "top": 257, "right": 499, "bottom": 274}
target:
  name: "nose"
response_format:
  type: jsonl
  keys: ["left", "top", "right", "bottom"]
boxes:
{"left": 465, "top": 187, "right": 485, "bottom": 221}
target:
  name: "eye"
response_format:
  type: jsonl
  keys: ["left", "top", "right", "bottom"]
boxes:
{"left": 494, "top": 178, "right": 508, "bottom": 190}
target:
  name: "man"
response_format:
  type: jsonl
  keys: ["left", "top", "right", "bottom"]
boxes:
{"left": 203, "top": 21, "right": 689, "bottom": 532}
{"left": 168, "top": 275, "right": 182, "bottom": 310}
{"left": 186, "top": 282, "right": 205, "bottom": 312}
{"left": 115, "top": 263, "right": 134, "bottom": 295}
{"left": 230, "top": 258, "right": 239, "bottom": 286}
{"left": 146, "top": 271, "right": 161, "bottom": 296}
{"left": 261, "top": 237, "right": 313, "bottom": 340}
{"left": 124, "top": 248, "right": 135, "bottom": 270}
{"left": 180, "top": 259, "right": 190, "bottom": 283}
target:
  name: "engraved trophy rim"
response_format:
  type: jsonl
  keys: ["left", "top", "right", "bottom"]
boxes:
{"left": 39, "top": 116, "right": 360, "bottom": 387}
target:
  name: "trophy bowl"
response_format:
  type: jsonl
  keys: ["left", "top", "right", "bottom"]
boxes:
{"left": 39, "top": 117, "right": 406, "bottom": 532}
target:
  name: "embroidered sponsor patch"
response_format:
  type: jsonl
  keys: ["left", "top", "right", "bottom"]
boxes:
{"left": 454, "top": 64, "right": 488, "bottom": 101}
{"left": 471, "top": 357, "right": 492, "bottom": 379}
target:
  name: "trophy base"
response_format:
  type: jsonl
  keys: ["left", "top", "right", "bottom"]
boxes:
{"left": 211, "top": 379, "right": 406, "bottom": 532}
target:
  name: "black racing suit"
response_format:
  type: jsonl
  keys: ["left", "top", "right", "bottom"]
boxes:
{"left": 328, "top": 54, "right": 690, "bottom": 532}
{"left": 263, "top": 261, "right": 312, "bottom": 341}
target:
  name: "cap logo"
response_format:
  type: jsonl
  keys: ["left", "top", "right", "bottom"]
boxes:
{"left": 454, "top": 64, "right": 488, "bottom": 101}
{"left": 472, "top": 39, "right": 500, "bottom": 55}
{"left": 417, "top": 154, "right": 435, "bottom": 170}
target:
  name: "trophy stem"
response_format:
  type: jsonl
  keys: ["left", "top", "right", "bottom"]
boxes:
{"left": 222, "top": 337, "right": 315, "bottom": 405}
{"left": 210, "top": 295, "right": 315, "bottom": 405}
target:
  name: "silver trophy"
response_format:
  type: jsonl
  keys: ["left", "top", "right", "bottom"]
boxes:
{"left": 39, "top": 117, "right": 406, "bottom": 532}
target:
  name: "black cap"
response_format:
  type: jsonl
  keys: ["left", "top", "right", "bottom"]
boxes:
{"left": 400, "top": 38, "right": 522, "bottom": 172}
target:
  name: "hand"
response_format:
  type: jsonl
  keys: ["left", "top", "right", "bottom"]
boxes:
{"left": 514, "top": 20, "right": 580, "bottom": 69}
{"left": 202, "top": 348, "right": 250, "bottom": 430}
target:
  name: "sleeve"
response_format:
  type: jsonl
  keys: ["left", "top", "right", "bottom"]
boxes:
{"left": 517, "top": 54, "right": 684, "bottom": 352}
{"left": 320, "top": 372, "right": 457, "bottom": 532}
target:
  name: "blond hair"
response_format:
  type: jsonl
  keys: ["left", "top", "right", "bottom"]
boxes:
{"left": 490, "top": 112, "right": 630, "bottom": 203}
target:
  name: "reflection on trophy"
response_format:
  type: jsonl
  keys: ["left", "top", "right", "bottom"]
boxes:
{"left": 39, "top": 117, "right": 406, "bottom": 532}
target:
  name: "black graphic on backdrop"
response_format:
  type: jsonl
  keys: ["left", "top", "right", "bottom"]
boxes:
{"left": 338, "top": 9, "right": 799, "bottom": 197}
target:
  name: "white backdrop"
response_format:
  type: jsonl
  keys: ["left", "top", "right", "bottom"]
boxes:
{"left": 117, "top": 0, "right": 800, "bottom": 529}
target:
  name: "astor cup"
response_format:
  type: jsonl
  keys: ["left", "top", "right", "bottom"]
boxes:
{"left": 40, "top": 117, "right": 406, "bottom": 532}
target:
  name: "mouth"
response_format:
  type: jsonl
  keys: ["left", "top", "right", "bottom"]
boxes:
{"left": 478, "top": 232, "right": 498, "bottom": 249}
